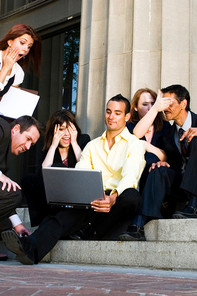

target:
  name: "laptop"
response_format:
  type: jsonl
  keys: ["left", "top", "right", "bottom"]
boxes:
{"left": 42, "top": 167, "right": 104, "bottom": 209}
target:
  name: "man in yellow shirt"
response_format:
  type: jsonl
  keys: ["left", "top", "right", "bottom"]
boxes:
{"left": 1, "top": 94, "right": 146, "bottom": 265}
{"left": 75, "top": 94, "right": 146, "bottom": 239}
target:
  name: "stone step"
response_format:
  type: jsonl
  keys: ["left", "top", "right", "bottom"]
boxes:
{"left": 45, "top": 240, "right": 197, "bottom": 270}
{"left": 1, "top": 209, "right": 197, "bottom": 270}
{"left": 43, "top": 219, "right": 197, "bottom": 270}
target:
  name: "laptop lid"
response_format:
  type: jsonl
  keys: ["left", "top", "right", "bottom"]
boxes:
{"left": 42, "top": 167, "right": 104, "bottom": 209}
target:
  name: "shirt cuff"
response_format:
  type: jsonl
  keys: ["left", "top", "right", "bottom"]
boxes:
{"left": 0, "top": 170, "right": 2, "bottom": 177}
{"left": 0, "top": 82, "right": 4, "bottom": 91}
{"left": 110, "top": 189, "right": 118, "bottom": 196}
{"left": 9, "top": 214, "right": 22, "bottom": 228}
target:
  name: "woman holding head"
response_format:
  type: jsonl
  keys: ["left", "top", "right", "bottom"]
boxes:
{"left": 42, "top": 109, "right": 90, "bottom": 168}
{"left": 22, "top": 109, "right": 90, "bottom": 226}
{"left": 0, "top": 24, "right": 41, "bottom": 97}
{"left": 127, "top": 88, "right": 171, "bottom": 192}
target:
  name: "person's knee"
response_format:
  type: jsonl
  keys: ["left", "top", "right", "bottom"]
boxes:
{"left": 0, "top": 189, "right": 22, "bottom": 229}
{"left": 7, "top": 188, "right": 22, "bottom": 208}
{"left": 149, "top": 166, "right": 171, "bottom": 179}
{"left": 9, "top": 188, "right": 22, "bottom": 208}
{"left": 119, "top": 188, "right": 141, "bottom": 209}
{"left": 0, "top": 187, "right": 21, "bottom": 203}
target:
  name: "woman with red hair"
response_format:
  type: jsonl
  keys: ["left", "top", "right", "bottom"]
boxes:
{"left": 0, "top": 24, "right": 42, "bottom": 97}
{"left": 127, "top": 88, "right": 171, "bottom": 192}
{"left": 0, "top": 24, "right": 41, "bottom": 261}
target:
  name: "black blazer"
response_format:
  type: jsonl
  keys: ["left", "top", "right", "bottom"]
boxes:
{"left": 160, "top": 111, "right": 197, "bottom": 170}
{"left": 0, "top": 117, "right": 11, "bottom": 174}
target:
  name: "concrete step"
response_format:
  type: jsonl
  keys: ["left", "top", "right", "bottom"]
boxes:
{"left": 1, "top": 209, "right": 197, "bottom": 270}
{"left": 43, "top": 219, "right": 197, "bottom": 270}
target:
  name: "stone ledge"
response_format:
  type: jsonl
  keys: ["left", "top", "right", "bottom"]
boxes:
{"left": 145, "top": 219, "right": 197, "bottom": 242}
{"left": 44, "top": 219, "right": 197, "bottom": 270}
{"left": 48, "top": 240, "right": 197, "bottom": 270}
{"left": 1, "top": 209, "right": 197, "bottom": 270}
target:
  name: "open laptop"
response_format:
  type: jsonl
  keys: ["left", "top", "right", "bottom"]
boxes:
{"left": 42, "top": 167, "right": 104, "bottom": 209}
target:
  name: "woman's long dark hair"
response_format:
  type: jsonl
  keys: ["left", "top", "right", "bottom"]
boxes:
{"left": 43, "top": 109, "right": 81, "bottom": 150}
{"left": 129, "top": 88, "right": 165, "bottom": 132}
{"left": 0, "top": 24, "right": 42, "bottom": 76}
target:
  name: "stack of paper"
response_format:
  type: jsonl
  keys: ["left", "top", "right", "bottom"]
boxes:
{"left": 0, "top": 86, "right": 40, "bottom": 119}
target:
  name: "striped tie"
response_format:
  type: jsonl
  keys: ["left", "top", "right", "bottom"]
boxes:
{"left": 178, "top": 128, "right": 188, "bottom": 157}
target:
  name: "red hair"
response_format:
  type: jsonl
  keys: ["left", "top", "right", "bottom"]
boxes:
{"left": 0, "top": 24, "right": 42, "bottom": 76}
{"left": 129, "top": 88, "right": 165, "bottom": 132}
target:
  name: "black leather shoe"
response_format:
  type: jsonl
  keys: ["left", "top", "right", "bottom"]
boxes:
{"left": 69, "top": 223, "right": 94, "bottom": 240}
{"left": 173, "top": 206, "right": 197, "bottom": 219}
{"left": 118, "top": 225, "right": 146, "bottom": 241}
{"left": 1, "top": 230, "right": 34, "bottom": 265}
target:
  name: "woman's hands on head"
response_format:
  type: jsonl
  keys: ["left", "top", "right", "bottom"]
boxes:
{"left": 52, "top": 122, "right": 78, "bottom": 148}
{"left": 51, "top": 124, "right": 67, "bottom": 148}
{"left": 68, "top": 122, "right": 78, "bottom": 144}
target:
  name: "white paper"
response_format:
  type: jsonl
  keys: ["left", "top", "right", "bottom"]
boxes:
{"left": 0, "top": 86, "right": 40, "bottom": 118}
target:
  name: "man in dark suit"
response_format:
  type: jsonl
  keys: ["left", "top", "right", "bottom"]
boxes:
{"left": 119, "top": 84, "right": 197, "bottom": 241}
{"left": 0, "top": 115, "right": 41, "bottom": 235}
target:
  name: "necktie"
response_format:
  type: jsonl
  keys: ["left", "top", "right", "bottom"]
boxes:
{"left": 0, "top": 75, "right": 15, "bottom": 100}
{"left": 178, "top": 128, "right": 188, "bottom": 157}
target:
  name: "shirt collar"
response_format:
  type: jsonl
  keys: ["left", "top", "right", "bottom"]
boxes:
{"left": 176, "top": 111, "right": 192, "bottom": 132}
{"left": 101, "top": 127, "right": 131, "bottom": 142}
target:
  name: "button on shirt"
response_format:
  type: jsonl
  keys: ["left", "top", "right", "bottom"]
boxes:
{"left": 76, "top": 127, "right": 146, "bottom": 195}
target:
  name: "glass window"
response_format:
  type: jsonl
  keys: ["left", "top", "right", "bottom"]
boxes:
{"left": 62, "top": 26, "right": 80, "bottom": 114}
{"left": 20, "top": 24, "right": 81, "bottom": 178}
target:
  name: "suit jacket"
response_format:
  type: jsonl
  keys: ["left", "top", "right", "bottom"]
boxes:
{"left": 160, "top": 111, "right": 197, "bottom": 170}
{"left": 0, "top": 117, "right": 11, "bottom": 174}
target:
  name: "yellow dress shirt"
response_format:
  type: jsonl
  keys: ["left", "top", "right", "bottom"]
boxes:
{"left": 76, "top": 127, "right": 146, "bottom": 196}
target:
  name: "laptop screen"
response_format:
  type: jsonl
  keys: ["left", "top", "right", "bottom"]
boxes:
{"left": 42, "top": 167, "right": 104, "bottom": 209}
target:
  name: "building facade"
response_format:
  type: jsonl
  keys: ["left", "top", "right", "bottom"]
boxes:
{"left": 0, "top": 0, "right": 197, "bottom": 179}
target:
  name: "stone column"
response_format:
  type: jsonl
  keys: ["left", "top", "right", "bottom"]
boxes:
{"left": 190, "top": 0, "right": 197, "bottom": 111}
{"left": 131, "top": 0, "right": 162, "bottom": 96}
{"left": 77, "top": 0, "right": 134, "bottom": 137}
{"left": 105, "top": 0, "right": 134, "bottom": 103}
{"left": 161, "top": 0, "right": 190, "bottom": 88}
{"left": 77, "top": 0, "right": 108, "bottom": 137}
